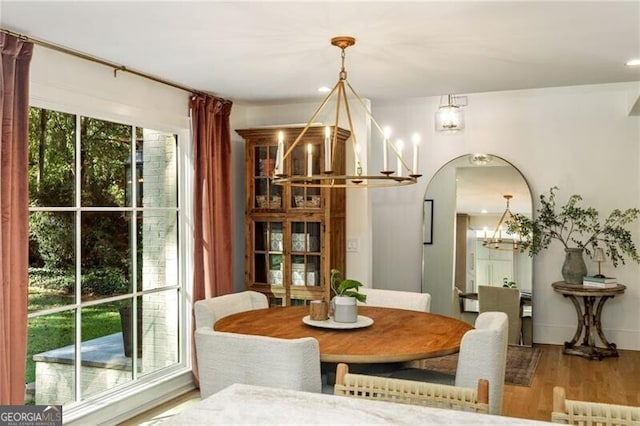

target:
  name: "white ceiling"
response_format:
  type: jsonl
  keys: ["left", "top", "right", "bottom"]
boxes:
{"left": 1, "top": 1, "right": 639, "bottom": 104}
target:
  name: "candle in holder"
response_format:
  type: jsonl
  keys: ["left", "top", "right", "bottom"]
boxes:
{"left": 383, "top": 126, "right": 391, "bottom": 171}
{"left": 307, "top": 144, "right": 313, "bottom": 177}
{"left": 324, "top": 126, "right": 332, "bottom": 173}
{"left": 396, "top": 139, "right": 404, "bottom": 177}
{"left": 275, "top": 131, "right": 284, "bottom": 175}
{"left": 411, "top": 133, "right": 420, "bottom": 173}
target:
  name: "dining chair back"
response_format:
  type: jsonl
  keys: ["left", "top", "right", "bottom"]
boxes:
{"left": 455, "top": 311, "right": 508, "bottom": 415}
{"left": 551, "top": 386, "right": 640, "bottom": 425}
{"left": 478, "top": 285, "right": 521, "bottom": 345}
{"left": 194, "top": 290, "right": 268, "bottom": 329}
{"left": 195, "top": 328, "right": 322, "bottom": 398}
{"left": 334, "top": 363, "right": 489, "bottom": 413}
{"left": 391, "top": 311, "right": 508, "bottom": 416}
{"left": 358, "top": 287, "right": 431, "bottom": 312}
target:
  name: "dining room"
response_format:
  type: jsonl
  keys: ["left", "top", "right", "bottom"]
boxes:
{"left": 2, "top": 1, "right": 640, "bottom": 425}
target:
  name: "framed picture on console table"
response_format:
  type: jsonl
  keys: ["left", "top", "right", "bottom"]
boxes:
{"left": 423, "top": 199, "right": 434, "bottom": 245}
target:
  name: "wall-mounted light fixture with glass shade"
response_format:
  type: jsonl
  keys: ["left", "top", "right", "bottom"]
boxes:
{"left": 435, "top": 94, "right": 467, "bottom": 132}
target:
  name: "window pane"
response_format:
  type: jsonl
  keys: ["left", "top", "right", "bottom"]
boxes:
{"left": 81, "top": 301, "right": 133, "bottom": 399}
{"left": 81, "top": 212, "right": 132, "bottom": 301}
{"left": 139, "top": 290, "right": 180, "bottom": 376}
{"left": 28, "top": 107, "right": 76, "bottom": 207}
{"left": 139, "top": 129, "right": 178, "bottom": 208}
{"left": 140, "top": 212, "right": 178, "bottom": 291}
{"left": 29, "top": 311, "right": 76, "bottom": 406}
{"left": 81, "top": 117, "right": 132, "bottom": 207}
{"left": 29, "top": 211, "right": 76, "bottom": 311}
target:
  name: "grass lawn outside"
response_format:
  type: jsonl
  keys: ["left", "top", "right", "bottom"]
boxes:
{"left": 26, "top": 286, "right": 122, "bottom": 384}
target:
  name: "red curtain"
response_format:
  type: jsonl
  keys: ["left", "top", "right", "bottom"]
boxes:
{"left": 0, "top": 33, "right": 33, "bottom": 405}
{"left": 191, "top": 94, "right": 234, "bottom": 302}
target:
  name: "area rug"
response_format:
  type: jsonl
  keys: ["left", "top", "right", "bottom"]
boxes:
{"left": 414, "top": 345, "right": 542, "bottom": 386}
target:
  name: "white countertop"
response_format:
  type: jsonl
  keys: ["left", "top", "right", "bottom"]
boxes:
{"left": 163, "top": 383, "right": 553, "bottom": 425}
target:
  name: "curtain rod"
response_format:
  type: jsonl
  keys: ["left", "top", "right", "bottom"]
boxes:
{"left": 1, "top": 27, "right": 204, "bottom": 96}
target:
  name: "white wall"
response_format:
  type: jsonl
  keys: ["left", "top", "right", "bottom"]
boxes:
{"left": 230, "top": 104, "right": 249, "bottom": 292}
{"left": 30, "top": 47, "right": 190, "bottom": 132}
{"left": 371, "top": 82, "right": 640, "bottom": 350}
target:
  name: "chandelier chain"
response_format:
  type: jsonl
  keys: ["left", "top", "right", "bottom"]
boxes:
{"left": 340, "top": 47, "right": 347, "bottom": 80}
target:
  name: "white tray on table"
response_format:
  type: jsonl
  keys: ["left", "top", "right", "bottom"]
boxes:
{"left": 302, "top": 315, "right": 373, "bottom": 329}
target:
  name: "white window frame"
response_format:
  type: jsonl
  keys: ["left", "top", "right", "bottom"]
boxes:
{"left": 28, "top": 55, "right": 195, "bottom": 423}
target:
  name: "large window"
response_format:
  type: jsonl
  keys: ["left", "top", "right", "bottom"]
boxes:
{"left": 26, "top": 107, "right": 182, "bottom": 406}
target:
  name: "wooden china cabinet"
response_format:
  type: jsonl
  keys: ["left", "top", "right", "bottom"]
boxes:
{"left": 236, "top": 125, "right": 349, "bottom": 306}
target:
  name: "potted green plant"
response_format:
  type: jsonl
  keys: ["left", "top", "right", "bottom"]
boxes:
{"left": 506, "top": 186, "right": 640, "bottom": 284}
{"left": 502, "top": 278, "right": 517, "bottom": 288}
{"left": 330, "top": 268, "right": 366, "bottom": 323}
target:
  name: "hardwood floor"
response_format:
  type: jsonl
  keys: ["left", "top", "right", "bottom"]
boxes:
{"left": 120, "top": 344, "right": 640, "bottom": 424}
{"left": 503, "top": 344, "right": 640, "bottom": 421}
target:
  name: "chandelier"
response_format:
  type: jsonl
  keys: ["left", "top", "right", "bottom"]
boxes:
{"left": 483, "top": 194, "right": 521, "bottom": 251}
{"left": 272, "top": 36, "right": 421, "bottom": 188}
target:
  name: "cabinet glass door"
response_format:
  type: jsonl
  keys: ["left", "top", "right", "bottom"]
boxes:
{"left": 253, "top": 221, "right": 284, "bottom": 285}
{"left": 290, "top": 221, "right": 321, "bottom": 287}
{"left": 254, "top": 146, "right": 282, "bottom": 209}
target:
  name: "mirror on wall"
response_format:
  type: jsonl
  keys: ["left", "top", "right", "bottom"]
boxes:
{"left": 422, "top": 154, "right": 533, "bottom": 345}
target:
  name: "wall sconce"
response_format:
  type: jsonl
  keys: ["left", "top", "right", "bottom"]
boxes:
{"left": 435, "top": 94, "right": 466, "bottom": 132}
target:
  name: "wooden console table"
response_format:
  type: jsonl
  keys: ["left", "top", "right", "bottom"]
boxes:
{"left": 552, "top": 281, "right": 626, "bottom": 360}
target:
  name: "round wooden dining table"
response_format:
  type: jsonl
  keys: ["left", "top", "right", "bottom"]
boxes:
{"left": 214, "top": 305, "right": 473, "bottom": 364}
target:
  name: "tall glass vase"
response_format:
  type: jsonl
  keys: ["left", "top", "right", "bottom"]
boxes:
{"left": 562, "top": 248, "right": 587, "bottom": 284}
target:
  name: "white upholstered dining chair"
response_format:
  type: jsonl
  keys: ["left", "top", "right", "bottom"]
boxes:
{"left": 195, "top": 328, "right": 322, "bottom": 398}
{"left": 358, "top": 287, "right": 431, "bottom": 312}
{"left": 194, "top": 290, "right": 268, "bottom": 329}
{"left": 391, "top": 311, "right": 508, "bottom": 415}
